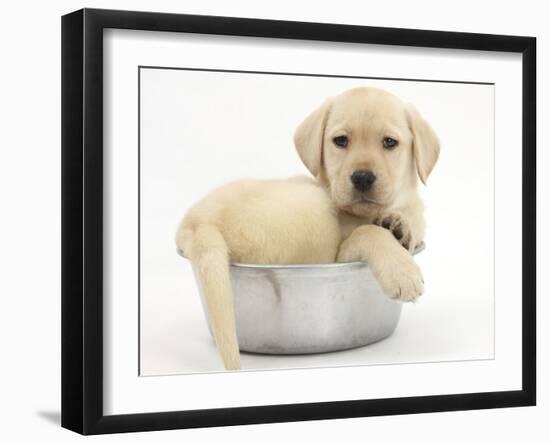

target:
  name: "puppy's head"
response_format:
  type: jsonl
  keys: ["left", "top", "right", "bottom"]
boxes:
{"left": 294, "top": 87, "right": 440, "bottom": 217}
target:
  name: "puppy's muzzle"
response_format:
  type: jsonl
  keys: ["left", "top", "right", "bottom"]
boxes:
{"left": 350, "top": 170, "right": 377, "bottom": 192}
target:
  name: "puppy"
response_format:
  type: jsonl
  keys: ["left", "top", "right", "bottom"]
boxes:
{"left": 176, "top": 87, "right": 439, "bottom": 370}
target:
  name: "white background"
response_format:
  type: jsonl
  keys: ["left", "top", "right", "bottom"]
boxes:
{"left": 105, "top": 30, "right": 522, "bottom": 415}
{"left": 139, "top": 68, "right": 495, "bottom": 375}
{"left": 0, "top": 0, "right": 546, "bottom": 442}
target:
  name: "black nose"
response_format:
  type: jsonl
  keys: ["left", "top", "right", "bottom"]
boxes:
{"left": 351, "top": 170, "right": 377, "bottom": 192}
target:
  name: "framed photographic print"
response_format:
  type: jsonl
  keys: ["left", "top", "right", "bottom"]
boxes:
{"left": 61, "top": 8, "right": 536, "bottom": 435}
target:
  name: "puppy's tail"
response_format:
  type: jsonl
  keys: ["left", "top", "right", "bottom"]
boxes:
{"left": 189, "top": 224, "right": 240, "bottom": 370}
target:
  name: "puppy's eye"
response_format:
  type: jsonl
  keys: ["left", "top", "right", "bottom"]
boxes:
{"left": 383, "top": 137, "right": 398, "bottom": 149}
{"left": 333, "top": 135, "right": 348, "bottom": 148}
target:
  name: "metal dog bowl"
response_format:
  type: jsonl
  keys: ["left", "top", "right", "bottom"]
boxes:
{"left": 180, "top": 243, "right": 424, "bottom": 355}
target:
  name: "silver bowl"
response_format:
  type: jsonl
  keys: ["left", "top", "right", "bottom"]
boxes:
{"left": 180, "top": 243, "right": 424, "bottom": 355}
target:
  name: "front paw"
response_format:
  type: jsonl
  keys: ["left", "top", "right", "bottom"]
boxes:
{"left": 374, "top": 213, "right": 416, "bottom": 253}
{"left": 375, "top": 249, "right": 424, "bottom": 302}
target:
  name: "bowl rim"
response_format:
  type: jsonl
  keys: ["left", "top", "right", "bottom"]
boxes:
{"left": 177, "top": 241, "right": 425, "bottom": 269}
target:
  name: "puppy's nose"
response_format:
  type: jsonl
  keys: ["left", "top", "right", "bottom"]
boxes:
{"left": 351, "top": 170, "right": 377, "bottom": 192}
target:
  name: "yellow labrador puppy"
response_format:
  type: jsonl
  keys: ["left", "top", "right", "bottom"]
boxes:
{"left": 176, "top": 87, "right": 440, "bottom": 370}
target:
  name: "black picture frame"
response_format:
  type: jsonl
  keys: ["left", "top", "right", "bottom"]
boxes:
{"left": 61, "top": 8, "right": 536, "bottom": 435}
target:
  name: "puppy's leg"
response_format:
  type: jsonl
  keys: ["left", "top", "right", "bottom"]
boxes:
{"left": 373, "top": 213, "right": 417, "bottom": 253}
{"left": 373, "top": 201, "right": 426, "bottom": 253}
{"left": 189, "top": 224, "right": 240, "bottom": 370}
{"left": 337, "top": 225, "right": 424, "bottom": 302}
{"left": 175, "top": 224, "right": 194, "bottom": 257}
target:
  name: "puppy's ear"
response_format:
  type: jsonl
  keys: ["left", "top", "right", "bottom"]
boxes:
{"left": 293, "top": 99, "right": 332, "bottom": 177}
{"left": 407, "top": 104, "right": 440, "bottom": 185}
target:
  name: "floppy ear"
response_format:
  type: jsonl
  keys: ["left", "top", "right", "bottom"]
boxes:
{"left": 407, "top": 104, "right": 440, "bottom": 185}
{"left": 293, "top": 99, "right": 332, "bottom": 177}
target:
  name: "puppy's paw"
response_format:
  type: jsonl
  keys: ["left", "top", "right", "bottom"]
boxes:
{"left": 374, "top": 213, "right": 416, "bottom": 253}
{"left": 375, "top": 251, "right": 424, "bottom": 302}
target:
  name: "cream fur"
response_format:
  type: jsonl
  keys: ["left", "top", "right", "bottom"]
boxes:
{"left": 176, "top": 87, "right": 440, "bottom": 370}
